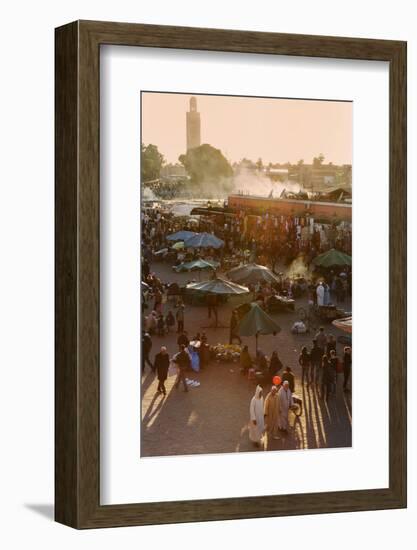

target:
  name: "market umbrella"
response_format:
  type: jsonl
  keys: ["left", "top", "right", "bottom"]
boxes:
{"left": 186, "top": 277, "right": 249, "bottom": 295}
{"left": 238, "top": 302, "right": 281, "bottom": 353}
{"left": 184, "top": 232, "right": 224, "bottom": 249}
{"left": 166, "top": 230, "right": 197, "bottom": 241}
{"left": 312, "top": 248, "right": 352, "bottom": 268}
{"left": 332, "top": 316, "right": 352, "bottom": 333}
{"left": 171, "top": 241, "right": 185, "bottom": 250}
{"left": 186, "top": 277, "right": 250, "bottom": 328}
{"left": 174, "top": 259, "right": 220, "bottom": 273}
{"left": 227, "top": 262, "right": 280, "bottom": 285}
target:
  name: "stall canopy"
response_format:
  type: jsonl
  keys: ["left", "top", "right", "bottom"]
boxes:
{"left": 227, "top": 263, "right": 280, "bottom": 285}
{"left": 238, "top": 302, "right": 281, "bottom": 353}
{"left": 186, "top": 277, "right": 249, "bottom": 295}
{"left": 332, "top": 316, "right": 352, "bottom": 333}
{"left": 184, "top": 232, "right": 224, "bottom": 249}
{"left": 174, "top": 259, "right": 219, "bottom": 273}
{"left": 166, "top": 230, "right": 197, "bottom": 242}
{"left": 171, "top": 241, "right": 185, "bottom": 250}
{"left": 312, "top": 248, "right": 352, "bottom": 268}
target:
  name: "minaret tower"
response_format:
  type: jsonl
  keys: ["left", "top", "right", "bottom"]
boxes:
{"left": 186, "top": 96, "right": 201, "bottom": 151}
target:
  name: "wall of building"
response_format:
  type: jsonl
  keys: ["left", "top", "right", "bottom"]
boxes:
{"left": 228, "top": 194, "right": 352, "bottom": 222}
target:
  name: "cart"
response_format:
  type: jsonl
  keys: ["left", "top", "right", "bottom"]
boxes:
{"left": 265, "top": 294, "right": 295, "bottom": 313}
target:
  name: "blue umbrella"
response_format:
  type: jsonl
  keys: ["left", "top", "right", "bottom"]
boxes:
{"left": 184, "top": 232, "right": 224, "bottom": 249}
{"left": 166, "top": 230, "right": 197, "bottom": 242}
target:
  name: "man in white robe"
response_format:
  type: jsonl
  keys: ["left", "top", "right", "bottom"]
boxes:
{"left": 249, "top": 385, "right": 265, "bottom": 448}
{"left": 278, "top": 381, "right": 294, "bottom": 432}
{"left": 316, "top": 282, "right": 325, "bottom": 307}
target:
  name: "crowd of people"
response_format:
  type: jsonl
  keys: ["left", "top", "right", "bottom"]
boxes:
{"left": 142, "top": 326, "right": 211, "bottom": 394}
{"left": 248, "top": 329, "right": 352, "bottom": 450}
{"left": 249, "top": 382, "right": 295, "bottom": 448}
{"left": 206, "top": 208, "right": 352, "bottom": 270}
{"left": 141, "top": 202, "right": 352, "bottom": 451}
{"left": 141, "top": 204, "right": 352, "bottom": 276}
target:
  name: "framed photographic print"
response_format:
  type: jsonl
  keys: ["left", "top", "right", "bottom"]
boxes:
{"left": 55, "top": 20, "right": 407, "bottom": 528}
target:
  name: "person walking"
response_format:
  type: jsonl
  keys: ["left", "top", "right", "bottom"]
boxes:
{"left": 207, "top": 294, "right": 218, "bottom": 325}
{"left": 229, "top": 310, "right": 242, "bottom": 345}
{"left": 326, "top": 334, "right": 337, "bottom": 356}
{"left": 199, "top": 335, "right": 210, "bottom": 370}
{"left": 154, "top": 346, "right": 170, "bottom": 395}
{"left": 240, "top": 345, "right": 252, "bottom": 375}
{"left": 299, "top": 346, "right": 311, "bottom": 386}
{"left": 249, "top": 385, "right": 265, "bottom": 448}
{"left": 165, "top": 310, "right": 175, "bottom": 332}
{"left": 176, "top": 304, "right": 185, "bottom": 333}
{"left": 269, "top": 351, "right": 283, "bottom": 380}
{"left": 343, "top": 346, "right": 352, "bottom": 391}
{"left": 142, "top": 331, "right": 154, "bottom": 373}
{"left": 329, "top": 349, "right": 339, "bottom": 395}
{"left": 310, "top": 339, "right": 322, "bottom": 385}
{"left": 153, "top": 287, "right": 162, "bottom": 314}
{"left": 316, "top": 282, "right": 325, "bottom": 306}
{"left": 264, "top": 385, "right": 281, "bottom": 446}
{"left": 321, "top": 354, "right": 334, "bottom": 401}
{"left": 177, "top": 330, "right": 189, "bottom": 348}
{"left": 315, "top": 326, "right": 327, "bottom": 355}
{"left": 278, "top": 381, "right": 293, "bottom": 433}
{"left": 323, "top": 282, "right": 331, "bottom": 305}
{"left": 281, "top": 366, "right": 295, "bottom": 393}
{"left": 173, "top": 344, "right": 190, "bottom": 392}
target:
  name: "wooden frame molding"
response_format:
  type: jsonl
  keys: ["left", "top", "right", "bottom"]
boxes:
{"left": 55, "top": 20, "right": 407, "bottom": 529}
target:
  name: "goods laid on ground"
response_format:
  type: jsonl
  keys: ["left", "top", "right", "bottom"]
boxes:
{"left": 210, "top": 343, "right": 242, "bottom": 363}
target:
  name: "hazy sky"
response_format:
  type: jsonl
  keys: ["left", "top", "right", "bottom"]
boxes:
{"left": 141, "top": 92, "right": 352, "bottom": 165}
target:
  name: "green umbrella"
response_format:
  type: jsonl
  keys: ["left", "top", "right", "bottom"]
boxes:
{"left": 238, "top": 303, "right": 281, "bottom": 353}
{"left": 312, "top": 248, "right": 352, "bottom": 268}
{"left": 172, "top": 241, "right": 185, "bottom": 250}
{"left": 227, "top": 263, "right": 280, "bottom": 285}
{"left": 186, "top": 278, "right": 250, "bottom": 328}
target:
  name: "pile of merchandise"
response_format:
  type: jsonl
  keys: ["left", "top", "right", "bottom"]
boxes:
{"left": 210, "top": 343, "right": 242, "bottom": 363}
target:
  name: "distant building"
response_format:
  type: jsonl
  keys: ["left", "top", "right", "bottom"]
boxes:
{"left": 186, "top": 97, "right": 201, "bottom": 151}
{"left": 160, "top": 163, "right": 187, "bottom": 178}
{"left": 291, "top": 163, "right": 351, "bottom": 191}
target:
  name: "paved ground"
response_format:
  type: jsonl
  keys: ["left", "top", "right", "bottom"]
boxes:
{"left": 141, "top": 261, "right": 352, "bottom": 457}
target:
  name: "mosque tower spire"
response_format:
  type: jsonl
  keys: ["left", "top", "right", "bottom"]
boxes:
{"left": 186, "top": 96, "right": 201, "bottom": 151}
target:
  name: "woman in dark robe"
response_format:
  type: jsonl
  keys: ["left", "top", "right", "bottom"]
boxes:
{"left": 154, "top": 346, "right": 170, "bottom": 395}
{"left": 269, "top": 350, "right": 283, "bottom": 380}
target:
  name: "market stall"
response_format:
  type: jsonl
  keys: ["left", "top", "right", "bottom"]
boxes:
{"left": 226, "top": 262, "right": 280, "bottom": 285}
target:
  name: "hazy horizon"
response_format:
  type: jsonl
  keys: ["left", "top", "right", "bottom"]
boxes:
{"left": 141, "top": 92, "right": 352, "bottom": 166}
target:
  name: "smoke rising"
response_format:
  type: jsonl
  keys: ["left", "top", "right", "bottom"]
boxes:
{"left": 232, "top": 168, "right": 301, "bottom": 198}
{"left": 284, "top": 255, "right": 312, "bottom": 280}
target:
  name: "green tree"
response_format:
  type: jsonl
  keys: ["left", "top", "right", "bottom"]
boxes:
{"left": 141, "top": 143, "right": 164, "bottom": 182}
{"left": 179, "top": 144, "right": 233, "bottom": 185}
{"left": 313, "top": 153, "right": 325, "bottom": 167}
{"left": 256, "top": 158, "right": 263, "bottom": 171}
